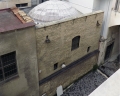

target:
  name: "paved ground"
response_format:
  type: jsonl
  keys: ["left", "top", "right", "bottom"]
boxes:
{"left": 62, "top": 60, "right": 120, "bottom": 96}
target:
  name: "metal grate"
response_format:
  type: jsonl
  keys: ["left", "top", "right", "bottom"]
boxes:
{"left": 0, "top": 51, "right": 17, "bottom": 82}
{"left": 16, "top": 3, "right": 28, "bottom": 8}
{"left": 87, "top": 46, "right": 91, "bottom": 52}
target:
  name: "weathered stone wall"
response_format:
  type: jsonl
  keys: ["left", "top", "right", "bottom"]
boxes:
{"left": 106, "top": 26, "right": 120, "bottom": 60}
{"left": 39, "top": 52, "right": 98, "bottom": 96}
{"left": 36, "top": 11, "right": 104, "bottom": 95}
{"left": 0, "top": 27, "right": 39, "bottom": 96}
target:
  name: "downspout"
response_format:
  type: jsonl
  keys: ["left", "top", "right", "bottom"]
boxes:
{"left": 119, "top": 26, "right": 120, "bottom": 54}
{"left": 98, "top": 0, "right": 112, "bottom": 65}
{"left": 103, "top": 0, "right": 112, "bottom": 39}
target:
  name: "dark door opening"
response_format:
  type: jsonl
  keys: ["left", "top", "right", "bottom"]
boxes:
{"left": 104, "top": 42, "right": 114, "bottom": 60}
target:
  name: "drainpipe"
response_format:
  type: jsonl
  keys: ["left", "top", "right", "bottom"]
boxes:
{"left": 98, "top": 0, "right": 113, "bottom": 65}
{"left": 119, "top": 26, "right": 120, "bottom": 54}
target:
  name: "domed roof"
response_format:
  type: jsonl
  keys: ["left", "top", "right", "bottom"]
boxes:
{"left": 29, "top": 0, "right": 80, "bottom": 25}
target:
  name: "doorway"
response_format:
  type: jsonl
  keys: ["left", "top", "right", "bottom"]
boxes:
{"left": 104, "top": 42, "right": 114, "bottom": 61}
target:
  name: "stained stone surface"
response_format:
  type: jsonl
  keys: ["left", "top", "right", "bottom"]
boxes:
{"left": 62, "top": 71, "right": 107, "bottom": 96}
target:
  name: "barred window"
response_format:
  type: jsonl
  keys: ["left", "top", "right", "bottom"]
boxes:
{"left": 71, "top": 36, "right": 80, "bottom": 51}
{"left": 0, "top": 51, "right": 18, "bottom": 82}
{"left": 16, "top": 3, "right": 28, "bottom": 8}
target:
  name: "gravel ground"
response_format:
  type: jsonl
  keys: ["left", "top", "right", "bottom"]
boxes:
{"left": 62, "top": 71, "right": 107, "bottom": 96}
{"left": 99, "top": 61, "right": 119, "bottom": 77}
{"left": 62, "top": 60, "right": 119, "bottom": 96}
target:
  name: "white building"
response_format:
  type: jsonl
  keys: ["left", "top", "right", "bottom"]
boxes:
{"left": 94, "top": 0, "right": 120, "bottom": 65}
{"left": 66, "top": 0, "right": 94, "bottom": 14}
{"left": 0, "top": 0, "right": 40, "bottom": 9}
{"left": 68, "top": 0, "right": 120, "bottom": 65}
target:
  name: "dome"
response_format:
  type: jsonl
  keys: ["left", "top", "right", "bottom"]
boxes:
{"left": 29, "top": 0, "right": 80, "bottom": 25}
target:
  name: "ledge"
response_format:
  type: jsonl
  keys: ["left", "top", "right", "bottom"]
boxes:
{"left": 39, "top": 50, "right": 99, "bottom": 85}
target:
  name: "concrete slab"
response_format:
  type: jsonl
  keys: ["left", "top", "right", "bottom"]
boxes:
{"left": 89, "top": 69, "right": 120, "bottom": 96}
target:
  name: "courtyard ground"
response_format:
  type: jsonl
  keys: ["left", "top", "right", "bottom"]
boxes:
{"left": 62, "top": 60, "right": 119, "bottom": 96}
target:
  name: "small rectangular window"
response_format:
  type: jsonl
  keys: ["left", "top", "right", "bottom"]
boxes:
{"left": 87, "top": 46, "right": 91, "bottom": 52}
{"left": 42, "top": 0, "right": 48, "bottom": 2}
{"left": 16, "top": 3, "right": 28, "bottom": 8}
{"left": 0, "top": 51, "right": 18, "bottom": 82}
{"left": 54, "top": 63, "right": 58, "bottom": 70}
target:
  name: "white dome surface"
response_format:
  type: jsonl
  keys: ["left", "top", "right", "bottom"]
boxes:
{"left": 29, "top": 0, "right": 81, "bottom": 25}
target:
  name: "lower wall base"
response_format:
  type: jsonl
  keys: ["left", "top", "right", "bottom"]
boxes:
{"left": 39, "top": 50, "right": 99, "bottom": 96}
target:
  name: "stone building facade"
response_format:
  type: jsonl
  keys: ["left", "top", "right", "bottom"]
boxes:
{"left": 104, "top": 25, "right": 120, "bottom": 61}
{"left": 0, "top": 6, "right": 104, "bottom": 96}
{"left": 0, "top": 8, "right": 39, "bottom": 96}
{"left": 36, "top": 11, "right": 104, "bottom": 96}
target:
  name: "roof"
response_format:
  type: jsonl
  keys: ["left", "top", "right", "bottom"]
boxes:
{"left": 29, "top": 0, "right": 81, "bottom": 26}
{"left": 35, "top": 10, "right": 103, "bottom": 28}
{"left": 0, "top": 8, "right": 35, "bottom": 33}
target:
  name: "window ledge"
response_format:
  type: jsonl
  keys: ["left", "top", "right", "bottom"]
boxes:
{"left": 0, "top": 75, "right": 19, "bottom": 85}
{"left": 71, "top": 47, "right": 79, "bottom": 51}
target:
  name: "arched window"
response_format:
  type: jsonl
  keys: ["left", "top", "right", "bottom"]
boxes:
{"left": 71, "top": 36, "right": 80, "bottom": 50}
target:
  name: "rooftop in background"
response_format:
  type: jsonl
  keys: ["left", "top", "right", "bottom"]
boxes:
{"left": 0, "top": 8, "right": 35, "bottom": 33}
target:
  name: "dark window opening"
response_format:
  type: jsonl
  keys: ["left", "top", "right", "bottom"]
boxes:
{"left": 42, "top": 0, "right": 48, "bottom": 2}
{"left": 104, "top": 42, "right": 114, "bottom": 60}
{"left": 0, "top": 51, "right": 18, "bottom": 82}
{"left": 54, "top": 63, "right": 58, "bottom": 70}
{"left": 16, "top": 3, "right": 28, "bottom": 7}
{"left": 87, "top": 46, "right": 91, "bottom": 52}
{"left": 115, "top": 0, "right": 120, "bottom": 10}
{"left": 71, "top": 36, "right": 80, "bottom": 51}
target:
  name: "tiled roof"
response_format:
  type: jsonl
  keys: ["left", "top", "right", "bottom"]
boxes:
{"left": 0, "top": 8, "right": 35, "bottom": 33}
